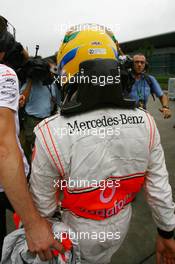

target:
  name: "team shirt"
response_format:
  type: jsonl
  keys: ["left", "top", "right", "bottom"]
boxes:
{"left": 0, "top": 64, "right": 29, "bottom": 192}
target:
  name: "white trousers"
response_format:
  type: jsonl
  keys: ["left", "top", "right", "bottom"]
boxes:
{"left": 62, "top": 204, "right": 132, "bottom": 264}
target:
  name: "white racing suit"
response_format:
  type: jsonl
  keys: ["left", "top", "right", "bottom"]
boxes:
{"left": 30, "top": 108, "right": 175, "bottom": 264}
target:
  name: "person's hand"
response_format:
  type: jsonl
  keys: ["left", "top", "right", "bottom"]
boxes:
{"left": 159, "top": 107, "right": 171, "bottom": 119}
{"left": 24, "top": 216, "right": 65, "bottom": 261}
{"left": 156, "top": 235, "right": 175, "bottom": 264}
{"left": 19, "top": 94, "right": 26, "bottom": 108}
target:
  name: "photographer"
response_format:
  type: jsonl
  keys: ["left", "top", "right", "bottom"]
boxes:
{"left": 21, "top": 61, "right": 60, "bottom": 164}
{"left": 129, "top": 54, "right": 171, "bottom": 118}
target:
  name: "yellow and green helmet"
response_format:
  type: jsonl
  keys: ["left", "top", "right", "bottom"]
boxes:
{"left": 57, "top": 23, "right": 120, "bottom": 85}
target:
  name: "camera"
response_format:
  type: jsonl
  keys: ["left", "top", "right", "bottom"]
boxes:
{"left": 118, "top": 55, "right": 135, "bottom": 94}
{"left": 17, "top": 57, "right": 56, "bottom": 85}
{"left": 0, "top": 16, "right": 56, "bottom": 85}
{"left": 0, "top": 15, "right": 27, "bottom": 71}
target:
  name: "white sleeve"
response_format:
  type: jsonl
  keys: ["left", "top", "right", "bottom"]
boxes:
{"left": 29, "top": 136, "right": 61, "bottom": 218}
{"left": 144, "top": 121, "right": 175, "bottom": 231}
{"left": 0, "top": 66, "right": 19, "bottom": 112}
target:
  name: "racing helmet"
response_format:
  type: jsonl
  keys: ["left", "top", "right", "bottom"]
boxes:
{"left": 57, "top": 23, "right": 135, "bottom": 115}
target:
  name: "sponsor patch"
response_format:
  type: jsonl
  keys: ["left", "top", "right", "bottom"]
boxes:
{"left": 1, "top": 90, "right": 16, "bottom": 98}
{"left": 2, "top": 70, "right": 16, "bottom": 77}
{"left": 6, "top": 78, "right": 16, "bottom": 84}
{"left": 88, "top": 48, "right": 106, "bottom": 55}
{"left": 67, "top": 114, "right": 145, "bottom": 134}
{"left": 91, "top": 41, "right": 102, "bottom": 46}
